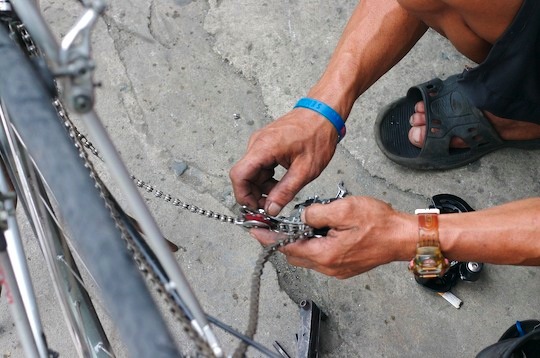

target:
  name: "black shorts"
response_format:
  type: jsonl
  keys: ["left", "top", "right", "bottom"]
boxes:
{"left": 457, "top": 0, "right": 540, "bottom": 123}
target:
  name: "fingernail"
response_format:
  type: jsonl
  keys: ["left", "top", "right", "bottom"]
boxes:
{"left": 266, "top": 202, "right": 282, "bottom": 216}
{"left": 300, "top": 208, "right": 307, "bottom": 223}
{"left": 409, "top": 115, "right": 414, "bottom": 126}
{"left": 411, "top": 127, "right": 421, "bottom": 144}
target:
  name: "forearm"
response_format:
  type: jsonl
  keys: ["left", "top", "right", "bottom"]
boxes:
{"left": 275, "top": 196, "right": 539, "bottom": 278}
{"left": 307, "top": 0, "right": 428, "bottom": 119}
{"left": 435, "top": 198, "right": 540, "bottom": 265}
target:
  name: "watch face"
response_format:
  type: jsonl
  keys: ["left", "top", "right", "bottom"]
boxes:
{"left": 410, "top": 246, "right": 449, "bottom": 278}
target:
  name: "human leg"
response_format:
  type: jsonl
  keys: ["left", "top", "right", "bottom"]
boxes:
{"left": 375, "top": 0, "right": 540, "bottom": 167}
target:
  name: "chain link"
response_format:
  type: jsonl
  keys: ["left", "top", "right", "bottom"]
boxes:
{"left": 57, "top": 98, "right": 292, "bottom": 357}
{"left": 233, "top": 235, "right": 300, "bottom": 358}
{"left": 10, "top": 21, "right": 216, "bottom": 356}
{"left": 52, "top": 67, "right": 300, "bottom": 358}
{"left": 131, "top": 177, "right": 238, "bottom": 224}
{"left": 53, "top": 98, "right": 216, "bottom": 357}
{"left": 9, "top": 17, "right": 313, "bottom": 357}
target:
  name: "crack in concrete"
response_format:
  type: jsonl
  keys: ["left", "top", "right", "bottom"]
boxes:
{"left": 147, "top": 0, "right": 173, "bottom": 50}
{"left": 176, "top": 162, "right": 237, "bottom": 210}
{"left": 100, "top": 14, "right": 153, "bottom": 144}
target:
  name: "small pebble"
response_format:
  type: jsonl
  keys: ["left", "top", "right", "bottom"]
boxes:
{"left": 172, "top": 161, "right": 188, "bottom": 176}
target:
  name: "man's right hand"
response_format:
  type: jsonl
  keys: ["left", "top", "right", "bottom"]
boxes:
{"left": 230, "top": 107, "right": 339, "bottom": 215}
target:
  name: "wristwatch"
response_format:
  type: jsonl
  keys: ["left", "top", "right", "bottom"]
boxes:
{"left": 408, "top": 208, "right": 449, "bottom": 278}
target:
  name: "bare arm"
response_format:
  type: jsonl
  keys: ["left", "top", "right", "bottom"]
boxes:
{"left": 252, "top": 196, "right": 540, "bottom": 279}
{"left": 307, "top": 0, "right": 428, "bottom": 118}
{"left": 230, "top": 0, "right": 428, "bottom": 214}
{"left": 439, "top": 198, "right": 540, "bottom": 266}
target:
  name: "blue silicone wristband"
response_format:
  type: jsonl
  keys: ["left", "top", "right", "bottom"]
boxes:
{"left": 294, "top": 98, "right": 346, "bottom": 142}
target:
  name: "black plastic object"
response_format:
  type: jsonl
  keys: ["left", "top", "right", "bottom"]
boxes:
{"left": 430, "top": 193, "right": 474, "bottom": 213}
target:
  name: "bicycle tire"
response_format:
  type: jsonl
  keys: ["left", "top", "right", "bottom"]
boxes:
{"left": 0, "top": 124, "right": 113, "bottom": 358}
{"left": 0, "top": 25, "right": 182, "bottom": 357}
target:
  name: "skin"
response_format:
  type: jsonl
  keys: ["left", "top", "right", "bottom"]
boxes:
{"left": 230, "top": 0, "right": 540, "bottom": 278}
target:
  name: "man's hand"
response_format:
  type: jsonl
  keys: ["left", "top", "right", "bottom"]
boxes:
{"left": 230, "top": 108, "right": 338, "bottom": 215}
{"left": 252, "top": 196, "right": 416, "bottom": 278}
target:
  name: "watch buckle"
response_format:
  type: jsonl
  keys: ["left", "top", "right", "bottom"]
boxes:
{"left": 408, "top": 246, "right": 449, "bottom": 278}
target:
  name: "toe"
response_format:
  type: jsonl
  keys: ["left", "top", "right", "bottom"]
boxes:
{"left": 409, "top": 125, "right": 426, "bottom": 148}
{"left": 409, "top": 111, "right": 426, "bottom": 126}
{"left": 414, "top": 101, "right": 425, "bottom": 113}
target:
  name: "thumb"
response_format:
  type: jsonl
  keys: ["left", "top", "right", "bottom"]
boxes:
{"left": 265, "top": 165, "right": 311, "bottom": 215}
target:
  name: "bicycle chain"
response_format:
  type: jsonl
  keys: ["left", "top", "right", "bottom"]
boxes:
{"left": 10, "top": 21, "right": 215, "bottom": 357}
{"left": 53, "top": 99, "right": 216, "bottom": 357}
{"left": 59, "top": 104, "right": 305, "bottom": 358}
{"left": 11, "top": 18, "right": 331, "bottom": 357}
{"left": 132, "top": 178, "right": 238, "bottom": 224}
{"left": 57, "top": 103, "right": 295, "bottom": 358}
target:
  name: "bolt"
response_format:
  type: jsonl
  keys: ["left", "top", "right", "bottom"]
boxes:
{"left": 467, "top": 262, "right": 481, "bottom": 272}
{"left": 73, "top": 95, "right": 92, "bottom": 113}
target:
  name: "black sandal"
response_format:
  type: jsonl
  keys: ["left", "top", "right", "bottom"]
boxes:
{"left": 374, "top": 75, "right": 540, "bottom": 170}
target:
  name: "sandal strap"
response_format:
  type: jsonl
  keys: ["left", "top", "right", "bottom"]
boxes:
{"left": 406, "top": 75, "right": 504, "bottom": 157}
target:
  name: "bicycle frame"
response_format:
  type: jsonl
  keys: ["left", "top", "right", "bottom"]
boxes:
{"left": 4, "top": 0, "right": 223, "bottom": 356}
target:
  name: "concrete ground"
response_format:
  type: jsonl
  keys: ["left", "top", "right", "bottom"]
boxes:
{"left": 1, "top": 0, "right": 539, "bottom": 357}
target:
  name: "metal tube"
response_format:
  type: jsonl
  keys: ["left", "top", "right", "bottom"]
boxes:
{"left": 9, "top": 0, "right": 61, "bottom": 65}
{"left": 0, "top": 104, "right": 49, "bottom": 357}
{"left": 1, "top": 105, "right": 90, "bottom": 356}
{"left": 0, "top": 248, "right": 40, "bottom": 357}
{"left": 81, "top": 110, "right": 224, "bottom": 357}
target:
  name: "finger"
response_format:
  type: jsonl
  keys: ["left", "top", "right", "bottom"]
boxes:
{"left": 250, "top": 228, "right": 284, "bottom": 246}
{"left": 246, "top": 169, "right": 279, "bottom": 206}
{"left": 250, "top": 230, "right": 316, "bottom": 265}
{"left": 257, "top": 196, "right": 268, "bottom": 211}
{"left": 252, "top": 229, "right": 320, "bottom": 257}
{"left": 301, "top": 203, "right": 334, "bottom": 229}
{"left": 265, "top": 161, "right": 314, "bottom": 215}
{"left": 230, "top": 162, "right": 259, "bottom": 208}
{"left": 285, "top": 255, "right": 316, "bottom": 270}
{"left": 280, "top": 239, "right": 323, "bottom": 270}
{"left": 285, "top": 247, "right": 345, "bottom": 278}
{"left": 230, "top": 159, "right": 276, "bottom": 208}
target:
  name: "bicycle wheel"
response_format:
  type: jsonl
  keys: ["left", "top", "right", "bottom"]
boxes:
{"left": 0, "top": 24, "right": 182, "bottom": 357}
{"left": 0, "top": 105, "right": 115, "bottom": 357}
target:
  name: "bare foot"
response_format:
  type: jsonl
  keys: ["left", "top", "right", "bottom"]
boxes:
{"left": 408, "top": 101, "right": 540, "bottom": 148}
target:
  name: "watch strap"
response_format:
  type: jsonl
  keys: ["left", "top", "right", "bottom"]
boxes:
{"left": 415, "top": 208, "right": 440, "bottom": 247}
{"left": 409, "top": 208, "right": 448, "bottom": 278}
